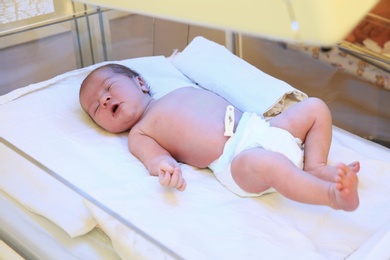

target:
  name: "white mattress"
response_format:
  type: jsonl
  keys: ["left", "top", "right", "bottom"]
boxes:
{"left": 1, "top": 38, "right": 390, "bottom": 259}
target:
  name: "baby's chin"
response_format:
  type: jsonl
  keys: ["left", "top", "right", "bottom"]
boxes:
{"left": 104, "top": 125, "right": 130, "bottom": 133}
{"left": 99, "top": 117, "right": 134, "bottom": 133}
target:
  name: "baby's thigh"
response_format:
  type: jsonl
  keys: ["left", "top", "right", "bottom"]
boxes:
{"left": 270, "top": 98, "right": 329, "bottom": 141}
{"left": 230, "top": 148, "right": 275, "bottom": 194}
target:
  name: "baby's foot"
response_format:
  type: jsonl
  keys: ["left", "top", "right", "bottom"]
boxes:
{"left": 329, "top": 163, "right": 359, "bottom": 211}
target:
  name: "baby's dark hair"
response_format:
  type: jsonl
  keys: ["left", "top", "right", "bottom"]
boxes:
{"left": 80, "top": 63, "right": 149, "bottom": 95}
{"left": 98, "top": 63, "right": 141, "bottom": 78}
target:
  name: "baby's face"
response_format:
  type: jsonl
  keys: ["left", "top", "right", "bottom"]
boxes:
{"left": 80, "top": 68, "right": 152, "bottom": 133}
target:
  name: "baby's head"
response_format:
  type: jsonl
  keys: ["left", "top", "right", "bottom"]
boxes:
{"left": 79, "top": 63, "right": 152, "bottom": 133}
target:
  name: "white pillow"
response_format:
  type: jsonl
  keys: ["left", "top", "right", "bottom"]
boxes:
{"left": 118, "top": 56, "right": 198, "bottom": 99}
{"left": 171, "top": 36, "right": 308, "bottom": 117}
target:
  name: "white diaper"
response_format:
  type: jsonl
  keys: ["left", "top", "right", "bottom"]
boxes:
{"left": 209, "top": 112, "right": 304, "bottom": 197}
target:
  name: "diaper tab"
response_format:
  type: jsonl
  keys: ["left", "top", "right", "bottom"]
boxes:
{"left": 224, "top": 105, "right": 235, "bottom": 136}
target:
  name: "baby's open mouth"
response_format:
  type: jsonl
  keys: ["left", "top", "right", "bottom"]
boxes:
{"left": 112, "top": 104, "right": 119, "bottom": 114}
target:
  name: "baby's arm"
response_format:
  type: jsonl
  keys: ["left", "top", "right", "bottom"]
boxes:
{"left": 128, "top": 129, "right": 186, "bottom": 191}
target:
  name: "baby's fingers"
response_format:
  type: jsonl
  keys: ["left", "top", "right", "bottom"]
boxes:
{"left": 159, "top": 171, "right": 171, "bottom": 187}
{"left": 158, "top": 169, "right": 186, "bottom": 191}
{"left": 171, "top": 168, "right": 186, "bottom": 191}
{"left": 176, "top": 178, "right": 186, "bottom": 191}
{"left": 158, "top": 169, "right": 179, "bottom": 188}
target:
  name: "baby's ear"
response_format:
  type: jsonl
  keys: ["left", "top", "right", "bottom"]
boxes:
{"left": 135, "top": 76, "right": 150, "bottom": 93}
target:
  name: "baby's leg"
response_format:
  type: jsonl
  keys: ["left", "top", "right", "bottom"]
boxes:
{"left": 231, "top": 148, "right": 359, "bottom": 211}
{"left": 269, "top": 97, "right": 360, "bottom": 181}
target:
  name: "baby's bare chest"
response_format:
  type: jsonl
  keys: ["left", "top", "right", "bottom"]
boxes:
{"left": 141, "top": 95, "right": 240, "bottom": 166}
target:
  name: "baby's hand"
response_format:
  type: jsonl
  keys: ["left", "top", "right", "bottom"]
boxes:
{"left": 158, "top": 160, "right": 186, "bottom": 191}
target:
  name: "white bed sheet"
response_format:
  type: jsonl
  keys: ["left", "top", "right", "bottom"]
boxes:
{"left": 83, "top": 127, "right": 390, "bottom": 259}
{"left": 1, "top": 39, "right": 390, "bottom": 259}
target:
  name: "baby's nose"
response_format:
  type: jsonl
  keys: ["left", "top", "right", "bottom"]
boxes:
{"left": 100, "top": 95, "right": 111, "bottom": 107}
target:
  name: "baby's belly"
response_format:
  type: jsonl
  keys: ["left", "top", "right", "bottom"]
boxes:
{"left": 169, "top": 132, "right": 229, "bottom": 168}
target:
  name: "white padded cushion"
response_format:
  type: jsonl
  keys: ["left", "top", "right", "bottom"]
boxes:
{"left": 171, "top": 36, "right": 308, "bottom": 117}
